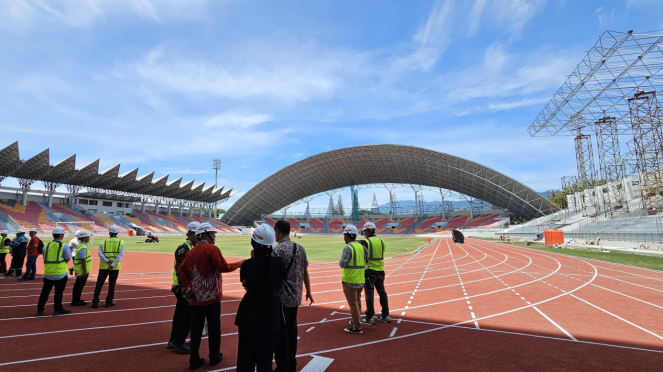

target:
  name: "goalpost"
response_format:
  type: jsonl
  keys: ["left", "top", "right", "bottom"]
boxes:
{"left": 55, "top": 221, "right": 97, "bottom": 245}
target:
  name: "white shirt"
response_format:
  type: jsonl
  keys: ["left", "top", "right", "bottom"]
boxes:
{"left": 69, "top": 237, "right": 79, "bottom": 255}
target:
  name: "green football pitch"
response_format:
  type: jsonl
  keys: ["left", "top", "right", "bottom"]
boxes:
{"left": 123, "top": 235, "right": 428, "bottom": 263}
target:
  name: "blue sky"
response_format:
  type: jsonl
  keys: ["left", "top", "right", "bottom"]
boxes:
{"left": 1, "top": 0, "right": 662, "bottom": 211}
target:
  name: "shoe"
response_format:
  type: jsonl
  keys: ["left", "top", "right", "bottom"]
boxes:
{"left": 171, "top": 342, "right": 190, "bottom": 354}
{"left": 361, "top": 317, "right": 374, "bottom": 326}
{"left": 91, "top": 303, "right": 99, "bottom": 309}
{"left": 189, "top": 358, "right": 205, "bottom": 371}
{"left": 167, "top": 341, "right": 174, "bottom": 350}
{"left": 53, "top": 309, "right": 71, "bottom": 316}
{"left": 377, "top": 315, "right": 391, "bottom": 323}
{"left": 70, "top": 301, "right": 87, "bottom": 307}
{"left": 28, "top": 277, "right": 35, "bottom": 280}
{"left": 17, "top": 277, "right": 28, "bottom": 281}
{"left": 105, "top": 302, "right": 116, "bottom": 308}
{"left": 344, "top": 327, "right": 363, "bottom": 334}
{"left": 68, "top": 268, "right": 74, "bottom": 275}
{"left": 36, "top": 311, "right": 44, "bottom": 316}
{"left": 209, "top": 354, "right": 223, "bottom": 366}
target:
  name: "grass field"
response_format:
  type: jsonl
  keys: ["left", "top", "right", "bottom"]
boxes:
{"left": 480, "top": 238, "right": 663, "bottom": 271}
{"left": 123, "top": 235, "right": 428, "bottom": 262}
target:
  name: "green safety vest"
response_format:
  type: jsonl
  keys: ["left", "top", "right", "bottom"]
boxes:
{"left": 99, "top": 237, "right": 124, "bottom": 270}
{"left": 0, "top": 236, "right": 9, "bottom": 254}
{"left": 43, "top": 241, "right": 68, "bottom": 277}
{"left": 73, "top": 242, "right": 92, "bottom": 276}
{"left": 172, "top": 240, "right": 194, "bottom": 286}
{"left": 365, "top": 236, "right": 385, "bottom": 271}
{"left": 341, "top": 241, "right": 366, "bottom": 284}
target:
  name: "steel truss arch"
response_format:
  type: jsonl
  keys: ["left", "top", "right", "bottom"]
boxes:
{"left": 222, "top": 145, "right": 552, "bottom": 225}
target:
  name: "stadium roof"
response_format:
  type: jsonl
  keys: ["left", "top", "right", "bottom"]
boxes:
{"left": 0, "top": 142, "right": 234, "bottom": 203}
{"left": 222, "top": 144, "right": 554, "bottom": 225}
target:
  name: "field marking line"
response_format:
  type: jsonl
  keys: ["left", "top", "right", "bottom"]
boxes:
{"left": 0, "top": 287, "right": 170, "bottom": 300}
{"left": 591, "top": 283, "right": 663, "bottom": 310}
{"left": 300, "top": 356, "right": 334, "bottom": 372}
{"left": 389, "top": 327, "right": 398, "bottom": 337}
{"left": 532, "top": 306, "right": 577, "bottom": 341}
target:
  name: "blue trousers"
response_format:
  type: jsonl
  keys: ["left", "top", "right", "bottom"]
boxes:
{"left": 23, "top": 255, "right": 38, "bottom": 279}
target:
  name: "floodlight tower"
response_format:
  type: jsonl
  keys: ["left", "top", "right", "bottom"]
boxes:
{"left": 213, "top": 159, "right": 221, "bottom": 219}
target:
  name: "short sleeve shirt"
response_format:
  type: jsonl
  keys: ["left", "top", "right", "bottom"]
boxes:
{"left": 272, "top": 237, "right": 309, "bottom": 307}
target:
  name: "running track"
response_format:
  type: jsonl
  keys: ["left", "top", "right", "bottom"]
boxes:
{"left": 1, "top": 238, "right": 662, "bottom": 371}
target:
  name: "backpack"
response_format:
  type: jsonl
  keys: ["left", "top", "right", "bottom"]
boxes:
{"left": 37, "top": 239, "right": 45, "bottom": 255}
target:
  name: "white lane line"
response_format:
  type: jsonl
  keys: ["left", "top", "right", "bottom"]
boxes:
{"left": 306, "top": 327, "right": 315, "bottom": 333}
{"left": 397, "top": 318, "right": 402, "bottom": 324}
{"left": 474, "top": 321, "right": 480, "bottom": 329}
{"left": 532, "top": 306, "right": 577, "bottom": 341}
{"left": 320, "top": 318, "right": 327, "bottom": 322}
{"left": 301, "top": 356, "right": 334, "bottom": 372}
{"left": 339, "top": 305, "right": 345, "bottom": 309}
{"left": 401, "top": 311, "right": 406, "bottom": 316}
{"left": 389, "top": 327, "right": 398, "bottom": 337}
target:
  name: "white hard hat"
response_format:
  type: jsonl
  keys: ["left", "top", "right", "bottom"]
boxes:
{"left": 196, "top": 222, "right": 216, "bottom": 236}
{"left": 362, "top": 222, "right": 376, "bottom": 231}
{"left": 186, "top": 221, "right": 200, "bottom": 233}
{"left": 109, "top": 225, "right": 120, "bottom": 234}
{"left": 16, "top": 228, "right": 25, "bottom": 234}
{"left": 343, "top": 225, "right": 358, "bottom": 235}
{"left": 0, "top": 230, "right": 7, "bottom": 235}
{"left": 29, "top": 227, "right": 38, "bottom": 233}
{"left": 76, "top": 230, "right": 90, "bottom": 239}
{"left": 75, "top": 230, "right": 80, "bottom": 235}
{"left": 52, "top": 226, "right": 66, "bottom": 235}
{"left": 252, "top": 223, "right": 276, "bottom": 246}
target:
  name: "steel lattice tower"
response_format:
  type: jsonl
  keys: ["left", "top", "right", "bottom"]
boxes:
{"left": 575, "top": 133, "right": 600, "bottom": 216}
{"left": 594, "top": 117, "right": 628, "bottom": 217}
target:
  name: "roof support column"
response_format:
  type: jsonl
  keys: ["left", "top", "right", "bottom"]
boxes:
{"left": 17, "top": 178, "right": 36, "bottom": 206}
{"left": 141, "top": 201, "right": 146, "bottom": 213}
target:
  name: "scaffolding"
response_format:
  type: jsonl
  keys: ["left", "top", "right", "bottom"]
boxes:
{"left": 628, "top": 91, "right": 663, "bottom": 211}
{"left": 595, "top": 116, "right": 628, "bottom": 217}
{"left": 575, "top": 133, "right": 600, "bottom": 217}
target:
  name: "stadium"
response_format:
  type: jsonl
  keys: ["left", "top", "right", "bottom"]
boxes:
{"left": 2, "top": 3, "right": 663, "bottom": 372}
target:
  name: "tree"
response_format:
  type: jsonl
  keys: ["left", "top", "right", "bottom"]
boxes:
{"left": 216, "top": 208, "right": 226, "bottom": 215}
{"left": 359, "top": 209, "right": 372, "bottom": 215}
{"left": 509, "top": 212, "right": 527, "bottom": 225}
{"left": 334, "top": 195, "right": 345, "bottom": 215}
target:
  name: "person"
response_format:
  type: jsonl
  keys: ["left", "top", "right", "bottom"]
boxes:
{"left": 339, "top": 224, "right": 367, "bottom": 334}
{"left": 68, "top": 231, "right": 80, "bottom": 275}
{"left": 7, "top": 229, "right": 28, "bottom": 277}
{"left": 92, "top": 225, "right": 125, "bottom": 309}
{"left": 167, "top": 221, "right": 199, "bottom": 354}
{"left": 235, "top": 223, "right": 285, "bottom": 372}
{"left": 272, "top": 220, "right": 313, "bottom": 372}
{"left": 20, "top": 228, "right": 42, "bottom": 281}
{"left": 0, "top": 230, "right": 10, "bottom": 275}
{"left": 37, "top": 226, "right": 71, "bottom": 316}
{"left": 71, "top": 230, "right": 92, "bottom": 306}
{"left": 360, "top": 221, "right": 390, "bottom": 325}
{"left": 177, "top": 222, "right": 242, "bottom": 371}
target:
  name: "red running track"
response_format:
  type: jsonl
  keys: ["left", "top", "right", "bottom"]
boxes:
{"left": 1, "top": 238, "right": 662, "bottom": 371}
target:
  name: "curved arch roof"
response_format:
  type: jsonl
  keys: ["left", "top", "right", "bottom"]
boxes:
{"left": 0, "top": 142, "right": 234, "bottom": 203}
{"left": 222, "top": 144, "right": 553, "bottom": 225}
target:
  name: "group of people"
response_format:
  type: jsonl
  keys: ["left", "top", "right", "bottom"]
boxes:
{"left": 0, "top": 228, "right": 42, "bottom": 280}
{"left": 169, "top": 219, "right": 390, "bottom": 371}
{"left": 9, "top": 224, "right": 126, "bottom": 315}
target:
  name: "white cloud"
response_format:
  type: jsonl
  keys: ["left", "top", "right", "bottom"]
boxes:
{"left": 204, "top": 113, "right": 272, "bottom": 129}
{"left": 0, "top": 0, "right": 210, "bottom": 28}
{"left": 467, "top": 0, "right": 547, "bottom": 36}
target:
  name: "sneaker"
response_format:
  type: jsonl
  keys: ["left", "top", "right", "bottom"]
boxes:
{"left": 105, "top": 302, "right": 116, "bottom": 308}
{"left": 344, "top": 327, "right": 363, "bottom": 334}
{"left": 377, "top": 315, "right": 391, "bottom": 323}
{"left": 189, "top": 358, "right": 205, "bottom": 371}
{"left": 361, "top": 317, "right": 374, "bottom": 326}
{"left": 36, "top": 311, "right": 44, "bottom": 316}
{"left": 171, "top": 342, "right": 190, "bottom": 354}
{"left": 53, "top": 309, "right": 71, "bottom": 316}
{"left": 209, "top": 353, "right": 223, "bottom": 367}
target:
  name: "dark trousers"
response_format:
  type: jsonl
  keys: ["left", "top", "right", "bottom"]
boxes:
{"left": 236, "top": 326, "right": 278, "bottom": 372}
{"left": 0, "top": 253, "right": 7, "bottom": 274}
{"left": 365, "top": 270, "right": 389, "bottom": 318}
{"left": 8, "top": 251, "right": 25, "bottom": 277}
{"left": 22, "top": 255, "right": 37, "bottom": 279}
{"left": 93, "top": 269, "right": 119, "bottom": 304}
{"left": 274, "top": 306, "right": 298, "bottom": 372}
{"left": 38, "top": 276, "right": 68, "bottom": 312}
{"left": 190, "top": 302, "right": 221, "bottom": 364}
{"left": 170, "top": 289, "right": 191, "bottom": 344}
{"left": 71, "top": 274, "right": 89, "bottom": 304}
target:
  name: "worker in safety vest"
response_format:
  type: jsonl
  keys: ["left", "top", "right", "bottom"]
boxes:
{"left": 167, "top": 221, "right": 199, "bottom": 354}
{"left": 36, "top": 226, "right": 72, "bottom": 316}
{"left": 359, "top": 221, "right": 390, "bottom": 325}
{"left": 71, "top": 230, "right": 92, "bottom": 306}
{"left": 339, "top": 224, "right": 368, "bottom": 334}
{"left": 0, "top": 230, "right": 10, "bottom": 275}
{"left": 92, "top": 225, "right": 125, "bottom": 308}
